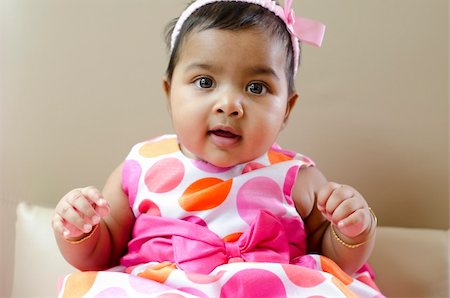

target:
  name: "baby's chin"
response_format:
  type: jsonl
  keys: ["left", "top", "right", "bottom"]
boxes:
{"left": 180, "top": 143, "right": 262, "bottom": 168}
{"left": 193, "top": 155, "right": 235, "bottom": 168}
{"left": 207, "top": 159, "right": 238, "bottom": 168}
{"left": 179, "top": 145, "right": 234, "bottom": 168}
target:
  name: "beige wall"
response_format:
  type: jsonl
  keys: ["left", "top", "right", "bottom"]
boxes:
{"left": 0, "top": 0, "right": 448, "bottom": 296}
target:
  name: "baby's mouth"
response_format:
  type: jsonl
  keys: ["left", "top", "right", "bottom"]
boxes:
{"left": 210, "top": 130, "right": 239, "bottom": 138}
{"left": 208, "top": 129, "right": 241, "bottom": 147}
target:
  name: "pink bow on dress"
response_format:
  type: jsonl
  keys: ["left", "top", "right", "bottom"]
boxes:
{"left": 121, "top": 210, "right": 290, "bottom": 274}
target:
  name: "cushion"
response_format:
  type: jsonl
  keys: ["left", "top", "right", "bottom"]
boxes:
{"left": 12, "top": 202, "right": 75, "bottom": 298}
{"left": 369, "top": 226, "right": 449, "bottom": 297}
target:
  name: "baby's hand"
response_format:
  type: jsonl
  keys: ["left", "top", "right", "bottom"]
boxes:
{"left": 317, "top": 182, "right": 372, "bottom": 238}
{"left": 52, "top": 186, "right": 110, "bottom": 240}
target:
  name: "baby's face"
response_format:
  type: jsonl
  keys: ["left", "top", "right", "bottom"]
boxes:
{"left": 164, "top": 27, "right": 296, "bottom": 167}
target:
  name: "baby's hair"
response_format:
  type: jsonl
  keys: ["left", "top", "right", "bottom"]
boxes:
{"left": 164, "top": 1, "right": 300, "bottom": 94}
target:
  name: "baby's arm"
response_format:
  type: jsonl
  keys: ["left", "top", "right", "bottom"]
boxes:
{"left": 292, "top": 166, "right": 376, "bottom": 275}
{"left": 52, "top": 163, "right": 135, "bottom": 271}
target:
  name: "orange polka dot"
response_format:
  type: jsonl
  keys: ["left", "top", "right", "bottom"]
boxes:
{"left": 268, "top": 150, "right": 293, "bottom": 164}
{"left": 223, "top": 232, "right": 243, "bottom": 242}
{"left": 320, "top": 256, "right": 353, "bottom": 286}
{"left": 281, "top": 264, "right": 326, "bottom": 288}
{"left": 179, "top": 178, "right": 232, "bottom": 211}
{"left": 139, "top": 138, "right": 179, "bottom": 158}
{"left": 331, "top": 277, "right": 359, "bottom": 298}
{"left": 242, "top": 162, "right": 265, "bottom": 174}
{"left": 138, "top": 262, "right": 176, "bottom": 284}
{"left": 61, "top": 271, "right": 98, "bottom": 298}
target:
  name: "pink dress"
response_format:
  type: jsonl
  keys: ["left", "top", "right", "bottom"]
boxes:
{"left": 58, "top": 135, "right": 384, "bottom": 297}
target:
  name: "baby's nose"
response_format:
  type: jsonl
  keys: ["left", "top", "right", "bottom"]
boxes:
{"left": 213, "top": 92, "right": 244, "bottom": 118}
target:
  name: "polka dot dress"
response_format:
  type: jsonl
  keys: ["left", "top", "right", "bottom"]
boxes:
{"left": 59, "top": 135, "right": 384, "bottom": 297}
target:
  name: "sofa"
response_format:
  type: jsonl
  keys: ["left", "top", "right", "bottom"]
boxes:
{"left": 6, "top": 202, "right": 449, "bottom": 298}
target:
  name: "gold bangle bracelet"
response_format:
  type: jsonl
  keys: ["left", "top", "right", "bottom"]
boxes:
{"left": 331, "top": 207, "right": 378, "bottom": 249}
{"left": 64, "top": 224, "right": 99, "bottom": 244}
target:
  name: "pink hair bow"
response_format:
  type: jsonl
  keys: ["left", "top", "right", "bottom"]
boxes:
{"left": 277, "top": 0, "right": 325, "bottom": 47}
{"left": 121, "top": 210, "right": 290, "bottom": 274}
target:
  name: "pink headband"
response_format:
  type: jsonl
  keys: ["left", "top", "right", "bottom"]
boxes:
{"left": 170, "top": 0, "right": 326, "bottom": 75}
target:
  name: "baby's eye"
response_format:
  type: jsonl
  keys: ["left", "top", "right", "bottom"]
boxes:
{"left": 246, "top": 82, "right": 267, "bottom": 95}
{"left": 194, "top": 77, "right": 215, "bottom": 89}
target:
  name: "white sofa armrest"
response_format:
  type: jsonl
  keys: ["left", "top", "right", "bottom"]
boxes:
{"left": 12, "top": 202, "right": 75, "bottom": 298}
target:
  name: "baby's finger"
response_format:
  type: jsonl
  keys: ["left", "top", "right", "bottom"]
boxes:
{"left": 81, "top": 186, "right": 110, "bottom": 218}
{"left": 52, "top": 213, "right": 67, "bottom": 236}
{"left": 66, "top": 191, "right": 99, "bottom": 225}
{"left": 52, "top": 213, "right": 84, "bottom": 238}
{"left": 81, "top": 186, "right": 103, "bottom": 204}
{"left": 328, "top": 195, "right": 362, "bottom": 224}
{"left": 324, "top": 185, "right": 354, "bottom": 216}
{"left": 62, "top": 221, "right": 86, "bottom": 239}
{"left": 316, "top": 182, "right": 342, "bottom": 211}
{"left": 336, "top": 208, "right": 370, "bottom": 238}
{"left": 58, "top": 202, "right": 93, "bottom": 234}
{"left": 94, "top": 199, "right": 110, "bottom": 218}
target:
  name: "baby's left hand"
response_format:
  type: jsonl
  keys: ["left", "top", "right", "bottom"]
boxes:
{"left": 317, "top": 182, "right": 372, "bottom": 238}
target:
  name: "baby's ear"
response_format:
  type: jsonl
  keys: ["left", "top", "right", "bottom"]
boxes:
{"left": 162, "top": 77, "right": 172, "bottom": 112}
{"left": 282, "top": 92, "right": 298, "bottom": 127}
{"left": 162, "top": 77, "right": 171, "bottom": 97}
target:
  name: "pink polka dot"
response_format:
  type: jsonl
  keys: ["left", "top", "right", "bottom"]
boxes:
{"left": 282, "top": 264, "right": 326, "bottom": 288}
{"left": 145, "top": 158, "right": 185, "bottom": 193}
{"left": 192, "top": 159, "right": 232, "bottom": 173}
{"left": 177, "top": 287, "right": 208, "bottom": 298}
{"left": 94, "top": 287, "right": 128, "bottom": 297}
{"left": 186, "top": 271, "right": 225, "bottom": 284}
{"left": 181, "top": 215, "right": 208, "bottom": 227}
{"left": 128, "top": 274, "right": 172, "bottom": 294}
{"left": 220, "top": 269, "right": 286, "bottom": 298}
{"left": 283, "top": 166, "right": 299, "bottom": 206}
{"left": 236, "top": 177, "right": 286, "bottom": 225}
{"left": 138, "top": 199, "right": 161, "bottom": 216}
{"left": 241, "top": 162, "right": 265, "bottom": 174}
{"left": 122, "top": 160, "right": 142, "bottom": 207}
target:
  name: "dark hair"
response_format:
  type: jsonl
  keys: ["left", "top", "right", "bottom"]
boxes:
{"left": 164, "top": 1, "right": 300, "bottom": 94}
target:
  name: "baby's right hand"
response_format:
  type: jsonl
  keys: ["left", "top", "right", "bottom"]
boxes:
{"left": 52, "top": 186, "right": 110, "bottom": 240}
